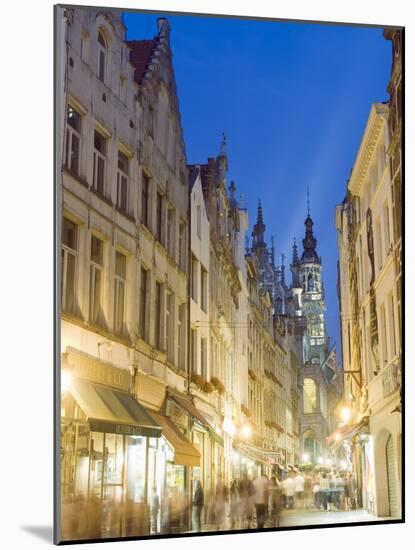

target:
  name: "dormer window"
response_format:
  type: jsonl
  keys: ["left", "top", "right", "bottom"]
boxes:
{"left": 98, "top": 29, "right": 107, "bottom": 83}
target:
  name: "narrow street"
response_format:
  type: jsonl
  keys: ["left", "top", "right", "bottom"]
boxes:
{"left": 188, "top": 508, "right": 390, "bottom": 533}
{"left": 279, "top": 509, "right": 389, "bottom": 527}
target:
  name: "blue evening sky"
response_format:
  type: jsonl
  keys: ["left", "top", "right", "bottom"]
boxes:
{"left": 123, "top": 11, "right": 391, "bottom": 363}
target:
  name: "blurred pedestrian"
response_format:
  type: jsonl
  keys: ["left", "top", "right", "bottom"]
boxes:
{"left": 268, "top": 476, "right": 281, "bottom": 528}
{"left": 304, "top": 472, "right": 313, "bottom": 509}
{"left": 192, "top": 481, "right": 204, "bottom": 532}
{"left": 239, "top": 473, "right": 255, "bottom": 528}
{"left": 312, "top": 474, "right": 321, "bottom": 509}
{"left": 229, "top": 480, "right": 239, "bottom": 529}
{"left": 327, "top": 473, "right": 335, "bottom": 511}
{"left": 319, "top": 473, "right": 329, "bottom": 510}
{"left": 253, "top": 471, "right": 269, "bottom": 529}
{"left": 214, "top": 481, "right": 226, "bottom": 529}
{"left": 283, "top": 472, "right": 296, "bottom": 509}
{"left": 294, "top": 471, "right": 305, "bottom": 509}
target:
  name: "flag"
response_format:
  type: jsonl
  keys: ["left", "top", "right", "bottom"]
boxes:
{"left": 321, "top": 346, "right": 339, "bottom": 383}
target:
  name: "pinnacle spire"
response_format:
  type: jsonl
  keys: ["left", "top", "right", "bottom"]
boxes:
{"left": 292, "top": 237, "right": 300, "bottom": 265}
{"left": 251, "top": 199, "right": 266, "bottom": 249}
{"left": 270, "top": 235, "right": 275, "bottom": 268}
{"left": 281, "top": 252, "right": 286, "bottom": 286}
{"left": 290, "top": 237, "right": 302, "bottom": 288}
{"left": 257, "top": 200, "right": 264, "bottom": 225}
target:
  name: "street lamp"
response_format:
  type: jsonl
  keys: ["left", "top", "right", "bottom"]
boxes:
{"left": 240, "top": 423, "right": 252, "bottom": 439}
{"left": 302, "top": 453, "right": 310, "bottom": 462}
{"left": 61, "top": 371, "right": 72, "bottom": 394}
{"left": 340, "top": 406, "right": 352, "bottom": 424}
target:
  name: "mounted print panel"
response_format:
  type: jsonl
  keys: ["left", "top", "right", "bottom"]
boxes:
{"left": 54, "top": 4, "right": 404, "bottom": 544}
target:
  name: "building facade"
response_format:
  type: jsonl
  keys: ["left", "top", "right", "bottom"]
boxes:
{"left": 335, "top": 102, "right": 402, "bottom": 518}
{"left": 59, "top": 10, "right": 202, "bottom": 539}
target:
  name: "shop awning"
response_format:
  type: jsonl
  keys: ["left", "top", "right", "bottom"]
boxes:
{"left": 168, "top": 392, "right": 224, "bottom": 446}
{"left": 69, "top": 377, "right": 162, "bottom": 438}
{"left": 238, "top": 442, "right": 282, "bottom": 466}
{"left": 327, "top": 415, "right": 369, "bottom": 447}
{"left": 148, "top": 411, "right": 200, "bottom": 467}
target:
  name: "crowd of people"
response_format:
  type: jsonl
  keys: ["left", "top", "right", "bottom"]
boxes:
{"left": 60, "top": 469, "right": 359, "bottom": 539}
{"left": 190, "top": 469, "right": 359, "bottom": 532}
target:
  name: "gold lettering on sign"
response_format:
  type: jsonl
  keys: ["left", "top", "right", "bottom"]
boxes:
{"left": 66, "top": 347, "right": 130, "bottom": 390}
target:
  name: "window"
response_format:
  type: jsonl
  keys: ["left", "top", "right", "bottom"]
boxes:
{"left": 384, "top": 202, "right": 391, "bottom": 253}
{"left": 191, "top": 256, "right": 198, "bottom": 302}
{"left": 196, "top": 205, "right": 202, "bottom": 239}
{"left": 119, "top": 75, "right": 127, "bottom": 103}
{"left": 200, "top": 338, "right": 207, "bottom": 379}
{"left": 93, "top": 130, "right": 106, "bottom": 196}
{"left": 80, "top": 31, "right": 88, "bottom": 62}
{"left": 166, "top": 291, "right": 174, "bottom": 364}
{"left": 388, "top": 293, "right": 397, "bottom": 358}
{"left": 89, "top": 235, "right": 104, "bottom": 324}
{"left": 97, "top": 30, "right": 107, "bottom": 83}
{"left": 61, "top": 217, "right": 78, "bottom": 314}
{"left": 178, "top": 221, "right": 186, "bottom": 271}
{"left": 65, "top": 105, "right": 81, "bottom": 175}
{"left": 141, "top": 174, "right": 150, "bottom": 227}
{"left": 154, "top": 282, "right": 162, "bottom": 350}
{"left": 116, "top": 151, "right": 129, "bottom": 212}
{"left": 201, "top": 266, "right": 207, "bottom": 312}
{"left": 156, "top": 191, "right": 163, "bottom": 244}
{"left": 114, "top": 251, "right": 126, "bottom": 334}
{"left": 191, "top": 329, "right": 198, "bottom": 374}
{"left": 139, "top": 268, "right": 148, "bottom": 341}
{"left": 178, "top": 303, "right": 186, "bottom": 371}
{"left": 375, "top": 218, "right": 383, "bottom": 273}
{"left": 167, "top": 207, "right": 175, "bottom": 258}
{"left": 303, "top": 378, "right": 317, "bottom": 413}
{"left": 380, "top": 304, "right": 388, "bottom": 367}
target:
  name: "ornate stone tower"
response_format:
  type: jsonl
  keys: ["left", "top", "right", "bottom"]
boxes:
{"left": 300, "top": 209, "right": 327, "bottom": 366}
{"left": 297, "top": 197, "right": 334, "bottom": 464}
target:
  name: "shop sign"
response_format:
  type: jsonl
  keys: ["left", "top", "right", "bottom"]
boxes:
{"left": 66, "top": 347, "right": 130, "bottom": 391}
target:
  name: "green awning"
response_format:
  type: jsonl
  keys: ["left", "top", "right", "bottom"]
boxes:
{"left": 69, "top": 377, "right": 162, "bottom": 438}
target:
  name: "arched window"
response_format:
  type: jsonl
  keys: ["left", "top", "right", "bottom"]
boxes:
{"left": 98, "top": 29, "right": 107, "bottom": 83}
{"left": 303, "top": 378, "right": 317, "bottom": 413}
